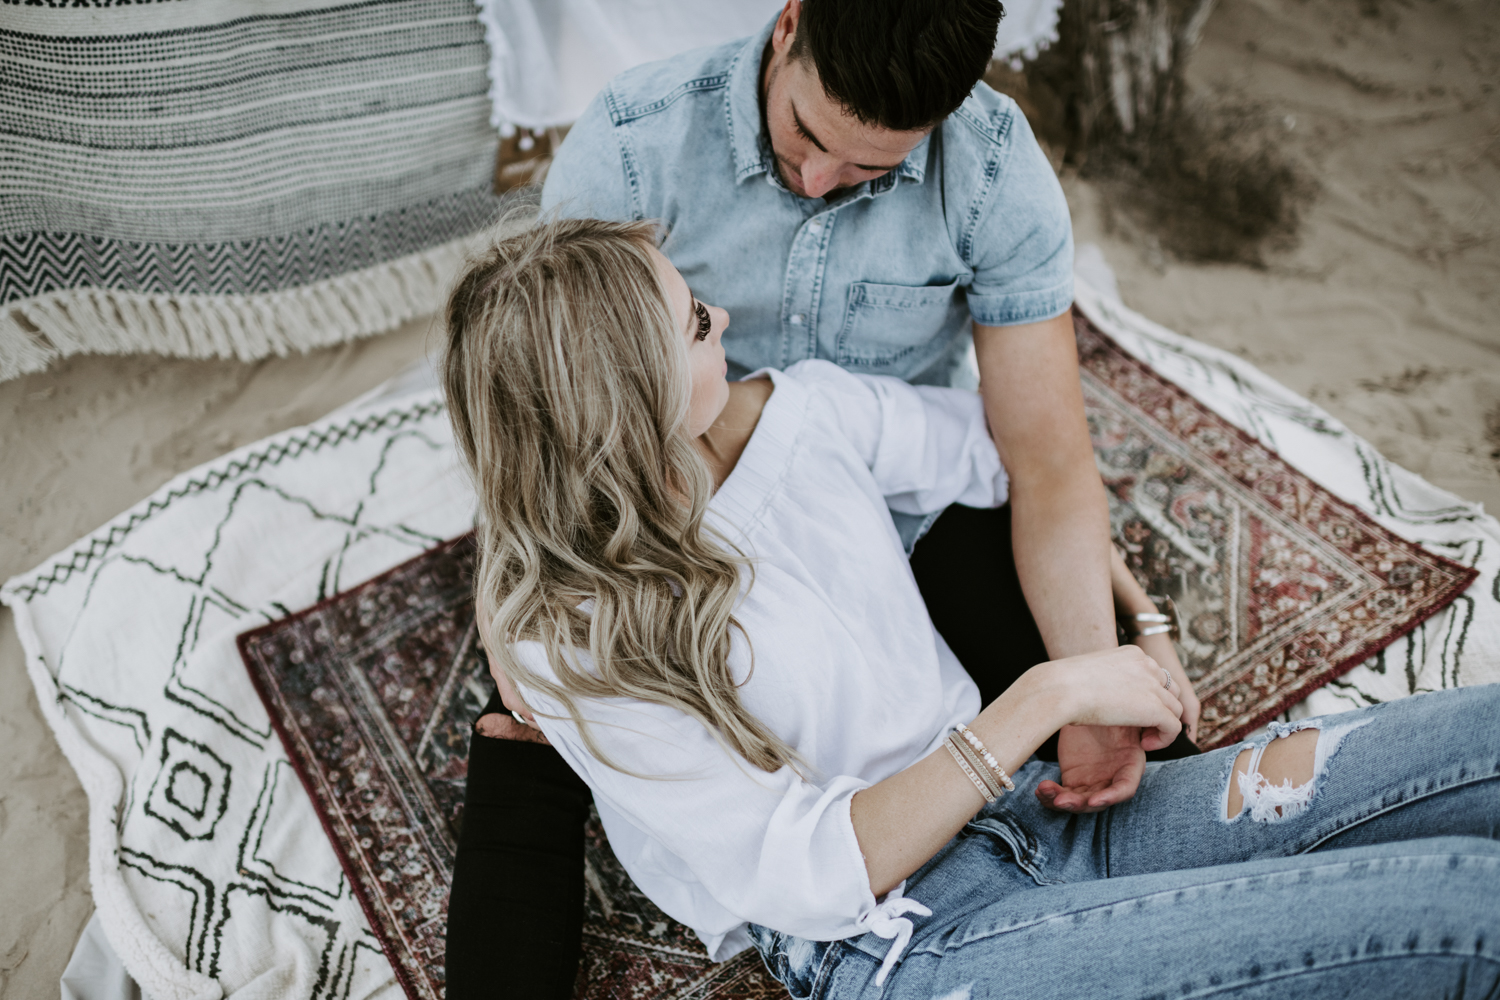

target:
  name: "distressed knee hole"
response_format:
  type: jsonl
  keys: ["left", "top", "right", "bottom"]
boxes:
{"left": 1226, "top": 728, "right": 1319, "bottom": 820}
{"left": 933, "top": 986, "right": 974, "bottom": 1000}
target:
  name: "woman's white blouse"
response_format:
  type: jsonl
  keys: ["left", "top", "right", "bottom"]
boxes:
{"left": 514, "top": 360, "right": 1009, "bottom": 962}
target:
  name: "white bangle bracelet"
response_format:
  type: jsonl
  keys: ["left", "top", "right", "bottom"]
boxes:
{"left": 948, "top": 732, "right": 1003, "bottom": 800}
{"left": 955, "top": 723, "right": 1015, "bottom": 792}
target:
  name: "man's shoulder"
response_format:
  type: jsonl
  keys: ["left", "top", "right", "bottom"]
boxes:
{"left": 597, "top": 37, "right": 745, "bottom": 128}
{"left": 544, "top": 36, "right": 750, "bottom": 215}
{"left": 945, "top": 81, "right": 1026, "bottom": 151}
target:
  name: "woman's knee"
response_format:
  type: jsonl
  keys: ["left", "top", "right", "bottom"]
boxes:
{"left": 1226, "top": 728, "right": 1318, "bottom": 820}
{"left": 1223, "top": 715, "right": 1374, "bottom": 822}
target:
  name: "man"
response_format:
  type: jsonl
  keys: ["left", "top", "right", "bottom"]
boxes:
{"left": 541, "top": 0, "right": 1198, "bottom": 794}
{"left": 446, "top": 2, "right": 1198, "bottom": 996}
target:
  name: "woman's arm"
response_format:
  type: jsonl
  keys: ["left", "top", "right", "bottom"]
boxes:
{"left": 849, "top": 645, "right": 1182, "bottom": 897}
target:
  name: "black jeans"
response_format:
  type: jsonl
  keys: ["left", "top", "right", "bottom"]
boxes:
{"left": 443, "top": 503, "right": 1197, "bottom": 998}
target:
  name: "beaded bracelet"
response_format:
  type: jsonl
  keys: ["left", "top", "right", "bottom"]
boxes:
{"left": 943, "top": 737, "right": 997, "bottom": 805}
{"left": 949, "top": 732, "right": 1003, "bottom": 798}
{"left": 954, "top": 722, "right": 1015, "bottom": 792}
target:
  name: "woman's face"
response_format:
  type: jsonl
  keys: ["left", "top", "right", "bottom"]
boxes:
{"left": 649, "top": 245, "right": 730, "bottom": 437}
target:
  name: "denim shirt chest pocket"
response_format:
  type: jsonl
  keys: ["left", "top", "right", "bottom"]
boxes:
{"left": 835, "top": 278, "right": 969, "bottom": 376}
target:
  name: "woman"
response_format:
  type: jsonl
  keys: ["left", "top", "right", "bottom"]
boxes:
{"left": 442, "top": 218, "right": 1500, "bottom": 999}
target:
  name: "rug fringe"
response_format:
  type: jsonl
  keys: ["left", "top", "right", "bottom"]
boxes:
{"left": 0, "top": 237, "right": 477, "bottom": 382}
{"left": 0, "top": 317, "right": 60, "bottom": 380}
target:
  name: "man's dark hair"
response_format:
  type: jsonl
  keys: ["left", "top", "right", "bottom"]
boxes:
{"left": 788, "top": 0, "right": 1003, "bottom": 132}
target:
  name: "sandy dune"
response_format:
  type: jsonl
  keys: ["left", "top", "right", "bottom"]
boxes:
{"left": 2, "top": 0, "right": 1496, "bottom": 993}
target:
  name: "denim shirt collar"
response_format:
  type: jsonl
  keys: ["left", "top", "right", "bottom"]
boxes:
{"left": 726, "top": 18, "right": 931, "bottom": 195}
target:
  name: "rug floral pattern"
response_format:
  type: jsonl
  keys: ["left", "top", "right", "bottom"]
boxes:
{"left": 239, "top": 536, "right": 786, "bottom": 1000}
{"left": 1076, "top": 314, "right": 1475, "bottom": 747}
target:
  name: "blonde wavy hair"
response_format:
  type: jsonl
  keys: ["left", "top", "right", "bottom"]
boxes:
{"left": 442, "top": 217, "right": 798, "bottom": 775}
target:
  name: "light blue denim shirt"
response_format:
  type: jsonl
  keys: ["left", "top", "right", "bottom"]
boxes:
{"left": 541, "top": 17, "right": 1074, "bottom": 391}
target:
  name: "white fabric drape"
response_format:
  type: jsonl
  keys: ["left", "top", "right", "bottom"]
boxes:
{"left": 473, "top": 0, "right": 1064, "bottom": 130}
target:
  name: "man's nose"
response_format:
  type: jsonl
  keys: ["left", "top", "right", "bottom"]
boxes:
{"left": 798, "top": 154, "right": 842, "bottom": 198}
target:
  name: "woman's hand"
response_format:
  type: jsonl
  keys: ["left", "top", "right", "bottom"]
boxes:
{"left": 852, "top": 644, "right": 1181, "bottom": 893}
{"left": 1023, "top": 645, "right": 1184, "bottom": 748}
{"left": 1134, "top": 631, "right": 1199, "bottom": 744}
{"left": 490, "top": 659, "right": 539, "bottom": 728}
{"left": 473, "top": 611, "right": 548, "bottom": 742}
{"left": 1021, "top": 645, "right": 1183, "bottom": 812}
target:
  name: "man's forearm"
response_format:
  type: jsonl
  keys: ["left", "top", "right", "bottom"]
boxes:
{"left": 972, "top": 312, "right": 1116, "bottom": 661}
{"left": 1006, "top": 468, "right": 1115, "bottom": 659}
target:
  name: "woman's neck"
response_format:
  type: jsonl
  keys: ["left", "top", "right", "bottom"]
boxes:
{"left": 695, "top": 378, "right": 774, "bottom": 489}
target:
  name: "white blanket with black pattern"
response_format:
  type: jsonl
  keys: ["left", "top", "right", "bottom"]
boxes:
{"left": 5, "top": 277, "right": 1497, "bottom": 999}
{"left": 5, "top": 387, "right": 475, "bottom": 1000}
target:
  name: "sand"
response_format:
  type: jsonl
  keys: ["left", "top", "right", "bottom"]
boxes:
{"left": 2, "top": 0, "right": 1497, "bottom": 993}
{"left": 1072, "top": 0, "right": 1500, "bottom": 515}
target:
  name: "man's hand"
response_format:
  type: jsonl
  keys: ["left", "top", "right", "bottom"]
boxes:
{"left": 473, "top": 613, "right": 550, "bottom": 744}
{"left": 1036, "top": 725, "right": 1146, "bottom": 812}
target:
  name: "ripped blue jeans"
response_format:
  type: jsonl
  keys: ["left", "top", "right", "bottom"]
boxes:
{"left": 752, "top": 685, "right": 1500, "bottom": 999}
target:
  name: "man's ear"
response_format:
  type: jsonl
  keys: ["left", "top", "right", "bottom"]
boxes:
{"left": 771, "top": 0, "right": 802, "bottom": 57}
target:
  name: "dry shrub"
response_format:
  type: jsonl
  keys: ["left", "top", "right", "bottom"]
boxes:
{"left": 987, "top": 35, "right": 1315, "bottom": 268}
{"left": 1094, "top": 99, "right": 1315, "bottom": 266}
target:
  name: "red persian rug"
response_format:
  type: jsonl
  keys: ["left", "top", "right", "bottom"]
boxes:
{"left": 1074, "top": 312, "right": 1476, "bottom": 746}
{"left": 238, "top": 535, "right": 785, "bottom": 1000}
{"left": 237, "top": 312, "right": 1475, "bottom": 1000}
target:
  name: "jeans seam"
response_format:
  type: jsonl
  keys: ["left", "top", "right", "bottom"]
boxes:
{"left": 939, "top": 851, "right": 1500, "bottom": 949}
{"left": 1153, "top": 950, "right": 1500, "bottom": 999}
{"left": 807, "top": 940, "right": 843, "bottom": 1000}
{"left": 966, "top": 817, "right": 1064, "bottom": 886}
{"left": 1295, "top": 767, "right": 1500, "bottom": 854}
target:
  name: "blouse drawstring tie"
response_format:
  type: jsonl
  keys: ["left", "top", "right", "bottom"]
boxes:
{"left": 856, "top": 882, "right": 932, "bottom": 986}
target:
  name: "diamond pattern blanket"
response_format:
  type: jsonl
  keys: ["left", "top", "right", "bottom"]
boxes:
{"left": 0, "top": 0, "right": 500, "bottom": 381}
{"left": 5, "top": 283, "right": 1495, "bottom": 999}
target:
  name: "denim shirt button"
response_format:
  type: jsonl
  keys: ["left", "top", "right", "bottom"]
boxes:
{"left": 808, "top": 220, "right": 823, "bottom": 232}
{"left": 790, "top": 313, "right": 805, "bottom": 325}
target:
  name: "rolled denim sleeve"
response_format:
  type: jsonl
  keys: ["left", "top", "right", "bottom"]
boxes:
{"left": 964, "top": 110, "right": 1074, "bottom": 328}
{"left": 540, "top": 91, "right": 638, "bottom": 221}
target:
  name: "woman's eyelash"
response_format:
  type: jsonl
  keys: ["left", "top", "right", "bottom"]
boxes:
{"left": 693, "top": 300, "right": 711, "bottom": 341}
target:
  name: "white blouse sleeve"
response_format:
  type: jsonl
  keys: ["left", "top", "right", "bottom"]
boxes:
{"left": 784, "top": 360, "right": 1009, "bottom": 515}
{"left": 511, "top": 640, "right": 883, "bottom": 943}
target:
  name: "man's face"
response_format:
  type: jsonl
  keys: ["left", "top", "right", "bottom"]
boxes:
{"left": 760, "top": 1, "right": 931, "bottom": 200}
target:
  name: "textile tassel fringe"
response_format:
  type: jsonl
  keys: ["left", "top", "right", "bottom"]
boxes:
{"left": 0, "top": 237, "right": 476, "bottom": 381}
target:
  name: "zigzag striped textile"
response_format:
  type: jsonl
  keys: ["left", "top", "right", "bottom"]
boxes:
{"left": 0, "top": 0, "right": 502, "bottom": 380}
